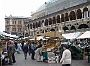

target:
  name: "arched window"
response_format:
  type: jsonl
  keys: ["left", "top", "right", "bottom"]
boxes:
{"left": 53, "top": 17, "right": 56, "bottom": 24}
{"left": 49, "top": 18, "right": 52, "bottom": 25}
{"left": 45, "top": 19, "right": 48, "bottom": 26}
{"left": 33, "top": 23, "right": 35, "bottom": 28}
{"left": 30, "top": 24, "right": 32, "bottom": 29}
{"left": 71, "top": 26, "right": 76, "bottom": 30}
{"left": 77, "top": 9, "right": 82, "bottom": 19}
{"left": 70, "top": 11, "right": 76, "bottom": 20}
{"left": 28, "top": 24, "right": 29, "bottom": 29}
{"left": 36, "top": 22, "right": 38, "bottom": 28}
{"left": 61, "top": 14, "right": 64, "bottom": 22}
{"left": 65, "top": 13, "right": 69, "bottom": 21}
{"left": 57, "top": 15, "right": 60, "bottom": 23}
{"left": 38, "top": 21, "right": 41, "bottom": 27}
{"left": 83, "top": 7, "right": 89, "bottom": 18}
{"left": 41, "top": 20, "right": 44, "bottom": 27}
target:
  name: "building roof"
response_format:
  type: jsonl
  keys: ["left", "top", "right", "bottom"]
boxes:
{"left": 5, "top": 15, "right": 31, "bottom": 19}
{"left": 35, "top": 0, "right": 58, "bottom": 12}
{"left": 33, "top": 0, "right": 89, "bottom": 15}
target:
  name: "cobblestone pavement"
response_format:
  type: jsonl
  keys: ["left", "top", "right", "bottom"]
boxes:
{"left": 3, "top": 52, "right": 90, "bottom": 66}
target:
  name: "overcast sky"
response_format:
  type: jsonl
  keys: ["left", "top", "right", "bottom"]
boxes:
{"left": 0, "top": 0, "right": 49, "bottom": 32}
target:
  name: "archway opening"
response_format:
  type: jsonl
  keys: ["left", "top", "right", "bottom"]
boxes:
{"left": 83, "top": 7, "right": 89, "bottom": 18}
{"left": 30, "top": 24, "right": 32, "bottom": 29}
{"left": 71, "top": 26, "right": 76, "bottom": 30}
{"left": 77, "top": 9, "right": 82, "bottom": 19}
{"left": 53, "top": 17, "right": 56, "bottom": 24}
{"left": 65, "top": 13, "right": 69, "bottom": 21}
{"left": 78, "top": 24, "right": 89, "bottom": 29}
{"left": 33, "top": 23, "right": 35, "bottom": 28}
{"left": 38, "top": 21, "right": 41, "bottom": 27}
{"left": 70, "top": 11, "right": 76, "bottom": 20}
{"left": 35, "top": 22, "right": 38, "bottom": 28}
{"left": 63, "top": 26, "right": 69, "bottom": 31}
{"left": 45, "top": 19, "right": 48, "bottom": 26}
{"left": 57, "top": 15, "right": 60, "bottom": 23}
{"left": 61, "top": 14, "right": 64, "bottom": 22}
{"left": 49, "top": 18, "right": 52, "bottom": 25}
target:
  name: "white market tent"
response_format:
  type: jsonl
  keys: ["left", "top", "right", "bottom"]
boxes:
{"left": 36, "top": 36, "right": 44, "bottom": 40}
{"left": 62, "top": 32, "right": 81, "bottom": 39}
{"left": 77, "top": 31, "right": 90, "bottom": 39}
{"left": 0, "top": 31, "right": 18, "bottom": 38}
{"left": 0, "top": 31, "right": 7, "bottom": 35}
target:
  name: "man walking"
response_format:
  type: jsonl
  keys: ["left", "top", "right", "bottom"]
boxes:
{"left": 60, "top": 45, "right": 71, "bottom": 66}
{"left": 23, "top": 42, "right": 28, "bottom": 60}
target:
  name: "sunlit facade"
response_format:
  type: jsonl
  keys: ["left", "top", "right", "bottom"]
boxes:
{"left": 5, "top": 15, "right": 30, "bottom": 36}
{"left": 27, "top": 0, "right": 90, "bottom": 37}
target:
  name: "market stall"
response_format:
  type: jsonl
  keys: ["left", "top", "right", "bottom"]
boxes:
{"left": 77, "top": 31, "right": 90, "bottom": 39}
{"left": 62, "top": 32, "right": 82, "bottom": 39}
{"left": 33, "top": 31, "right": 65, "bottom": 63}
{"left": 77, "top": 31, "right": 90, "bottom": 63}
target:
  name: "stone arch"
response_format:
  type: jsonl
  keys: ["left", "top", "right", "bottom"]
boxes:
{"left": 30, "top": 24, "right": 32, "bottom": 29}
{"left": 78, "top": 24, "right": 89, "bottom": 29}
{"left": 69, "top": 11, "right": 76, "bottom": 20}
{"left": 28, "top": 24, "right": 29, "bottom": 29}
{"left": 33, "top": 23, "right": 35, "bottom": 28}
{"left": 49, "top": 18, "right": 52, "bottom": 25}
{"left": 63, "top": 26, "right": 69, "bottom": 30}
{"left": 77, "top": 9, "right": 82, "bottom": 19}
{"left": 61, "top": 14, "right": 64, "bottom": 22}
{"left": 83, "top": 7, "right": 89, "bottom": 18}
{"left": 36, "top": 22, "right": 38, "bottom": 28}
{"left": 38, "top": 21, "right": 41, "bottom": 27}
{"left": 53, "top": 17, "right": 56, "bottom": 24}
{"left": 41, "top": 20, "right": 44, "bottom": 27}
{"left": 65, "top": 13, "right": 69, "bottom": 21}
{"left": 57, "top": 15, "right": 60, "bottom": 23}
{"left": 71, "top": 26, "right": 76, "bottom": 30}
{"left": 45, "top": 19, "right": 48, "bottom": 26}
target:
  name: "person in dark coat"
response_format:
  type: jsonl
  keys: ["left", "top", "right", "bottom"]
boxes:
{"left": 23, "top": 42, "right": 28, "bottom": 60}
{"left": 11, "top": 41, "right": 16, "bottom": 63}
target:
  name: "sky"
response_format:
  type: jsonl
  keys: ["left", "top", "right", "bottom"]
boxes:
{"left": 0, "top": 0, "right": 49, "bottom": 32}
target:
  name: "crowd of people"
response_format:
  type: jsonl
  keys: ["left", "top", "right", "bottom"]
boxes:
{"left": 1, "top": 38, "right": 90, "bottom": 66}
{"left": 1, "top": 39, "right": 46, "bottom": 65}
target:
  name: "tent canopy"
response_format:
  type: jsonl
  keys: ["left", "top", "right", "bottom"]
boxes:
{"left": 77, "top": 31, "right": 90, "bottom": 39}
{"left": 62, "top": 32, "right": 81, "bottom": 39}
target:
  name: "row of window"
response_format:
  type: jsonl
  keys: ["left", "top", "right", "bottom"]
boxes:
{"left": 6, "top": 20, "right": 22, "bottom": 24}
{"left": 6, "top": 28, "right": 22, "bottom": 32}
{"left": 27, "top": 7, "right": 89, "bottom": 29}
